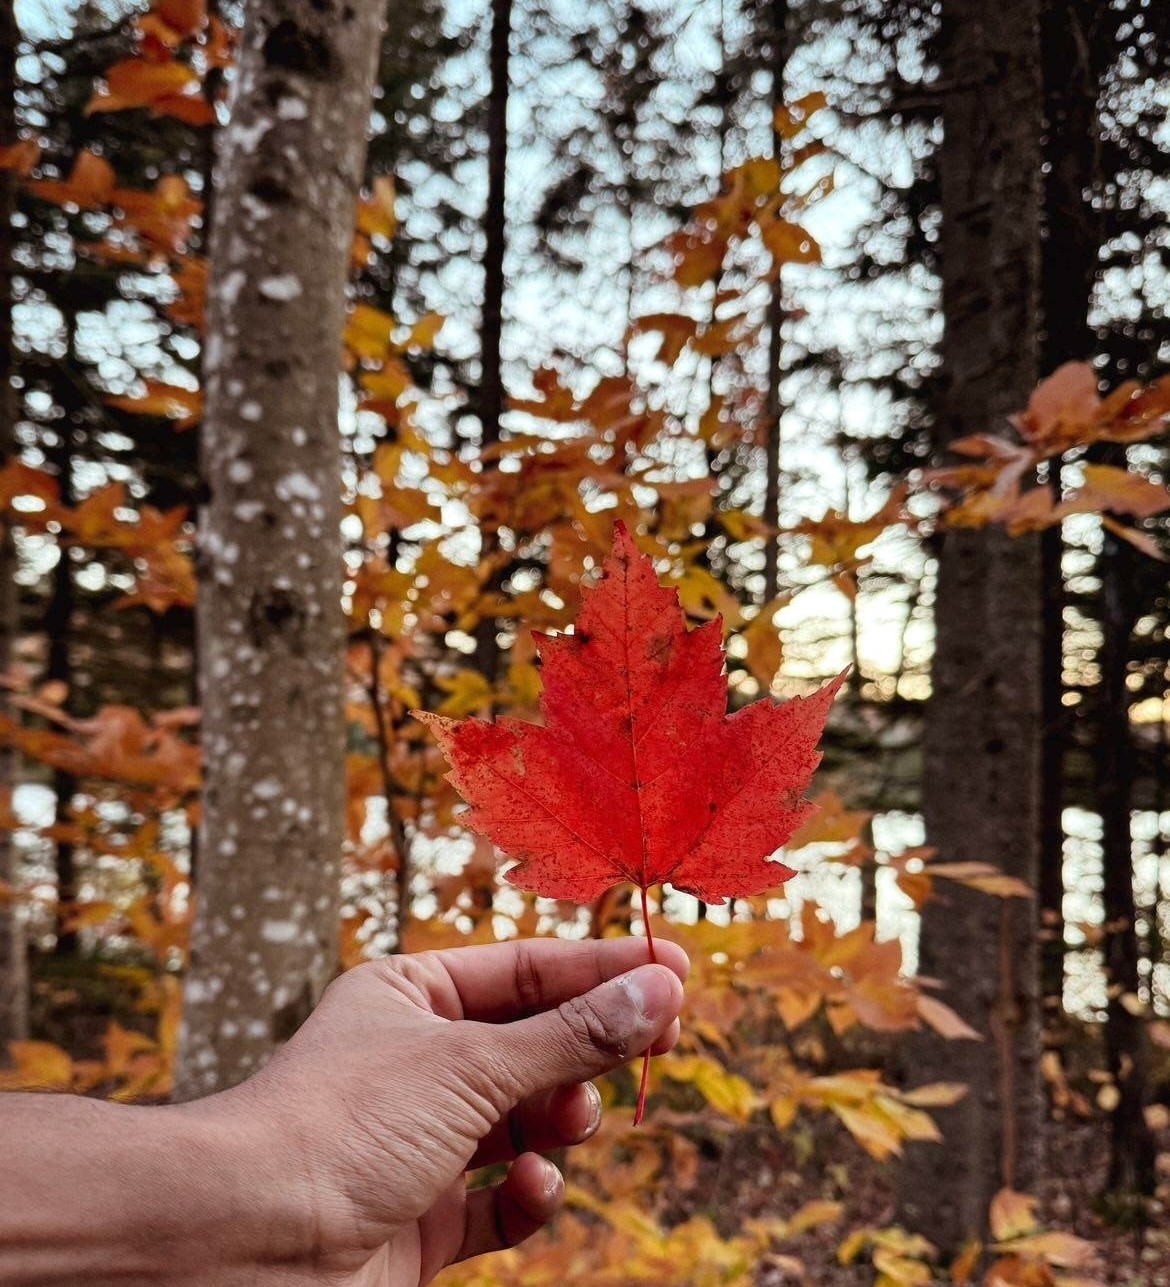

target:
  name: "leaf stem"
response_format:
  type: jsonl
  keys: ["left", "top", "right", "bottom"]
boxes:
{"left": 641, "top": 885, "right": 657, "bottom": 963}
{"left": 633, "top": 885, "right": 657, "bottom": 1125}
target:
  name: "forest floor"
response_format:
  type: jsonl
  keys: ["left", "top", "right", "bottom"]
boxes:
{"left": 670, "top": 1104, "right": 1170, "bottom": 1286}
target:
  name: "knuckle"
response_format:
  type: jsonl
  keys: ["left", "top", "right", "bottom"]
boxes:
{"left": 557, "top": 993, "right": 630, "bottom": 1061}
{"left": 511, "top": 945, "right": 547, "bottom": 1017}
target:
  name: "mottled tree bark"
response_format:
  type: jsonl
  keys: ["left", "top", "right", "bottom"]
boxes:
{"left": 897, "top": 0, "right": 1045, "bottom": 1256}
{"left": 176, "top": 0, "right": 386, "bottom": 1098}
{"left": 0, "top": 0, "right": 25, "bottom": 1049}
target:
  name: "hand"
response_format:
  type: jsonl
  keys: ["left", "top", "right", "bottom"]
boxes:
{"left": 213, "top": 937, "right": 688, "bottom": 1285}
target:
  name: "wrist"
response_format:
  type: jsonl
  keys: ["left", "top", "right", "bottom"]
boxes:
{"left": 144, "top": 1091, "right": 319, "bottom": 1281}
{"left": 0, "top": 1091, "right": 315, "bottom": 1287}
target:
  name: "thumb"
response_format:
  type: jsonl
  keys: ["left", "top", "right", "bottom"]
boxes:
{"left": 485, "top": 964, "right": 684, "bottom": 1105}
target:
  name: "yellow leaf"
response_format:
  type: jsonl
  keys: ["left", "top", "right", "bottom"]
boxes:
{"left": 950, "top": 1239, "right": 983, "bottom": 1284}
{"left": 837, "top": 1229, "right": 872, "bottom": 1265}
{"left": 1, "top": 1040, "right": 74, "bottom": 1090}
{"left": 770, "top": 1094, "right": 798, "bottom": 1131}
{"left": 762, "top": 217, "right": 821, "bottom": 265}
{"left": 739, "top": 156, "right": 781, "bottom": 198}
{"left": 927, "top": 862, "right": 1033, "bottom": 899}
{"left": 900, "top": 1081, "right": 968, "bottom": 1109}
{"left": 917, "top": 995, "right": 982, "bottom": 1041}
{"left": 775, "top": 92, "right": 828, "bottom": 137}
{"left": 359, "top": 358, "right": 414, "bottom": 407}
{"left": 355, "top": 175, "right": 397, "bottom": 240}
{"left": 989, "top": 1188, "right": 1039, "bottom": 1242}
{"left": 873, "top": 1248, "right": 934, "bottom": 1286}
{"left": 785, "top": 1199, "right": 844, "bottom": 1236}
{"left": 435, "top": 671, "right": 494, "bottom": 718}
{"left": 831, "top": 1101, "right": 904, "bottom": 1160}
{"left": 663, "top": 1054, "right": 759, "bottom": 1121}
{"left": 345, "top": 303, "right": 398, "bottom": 360}
{"left": 505, "top": 662, "right": 542, "bottom": 710}
{"left": 1075, "top": 463, "right": 1170, "bottom": 519}
{"left": 741, "top": 603, "right": 785, "bottom": 689}
{"left": 407, "top": 312, "right": 444, "bottom": 350}
{"left": 999, "top": 1232, "right": 1098, "bottom": 1269}
{"left": 107, "top": 381, "right": 202, "bottom": 429}
{"left": 719, "top": 509, "right": 774, "bottom": 542}
{"left": 88, "top": 58, "right": 200, "bottom": 114}
{"left": 787, "top": 790, "right": 872, "bottom": 850}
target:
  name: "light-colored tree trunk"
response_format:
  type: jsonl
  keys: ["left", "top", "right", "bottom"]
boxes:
{"left": 897, "top": 0, "right": 1045, "bottom": 1256}
{"left": 177, "top": 0, "right": 386, "bottom": 1098}
{"left": 0, "top": 0, "right": 26, "bottom": 1051}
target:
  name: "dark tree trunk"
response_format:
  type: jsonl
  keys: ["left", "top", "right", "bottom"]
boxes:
{"left": 1036, "top": 522, "right": 1066, "bottom": 1015}
{"left": 761, "top": 0, "right": 790, "bottom": 603}
{"left": 1036, "top": 0, "right": 1108, "bottom": 1021}
{"left": 177, "top": 0, "right": 387, "bottom": 1098}
{"left": 1098, "top": 531, "right": 1157, "bottom": 1196}
{"left": 0, "top": 0, "right": 25, "bottom": 1048}
{"left": 186, "top": 0, "right": 221, "bottom": 892}
{"left": 480, "top": 0, "right": 510, "bottom": 457}
{"left": 47, "top": 370, "right": 77, "bottom": 960}
{"left": 897, "top": 0, "right": 1046, "bottom": 1256}
{"left": 472, "top": 0, "right": 512, "bottom": 685}
{"left": 1039, "top": 0, "right": 1154, "bottom": 1194}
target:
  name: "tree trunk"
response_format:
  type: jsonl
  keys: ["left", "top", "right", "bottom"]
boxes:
{"left": 480, "top": 0, "right": 510, "bottom": 458}
{"left": 1036, "top": 0, "right": 1107, "bottom": 1022}
{"left": 1097, "top": 530, "right": 1156, "bottom": 1197}
{"left": 47, "top": 423, "right": 77, "bottom": 959}
{"left": 471, "top": 0, "right": 512, "bottom": 685}
{"left": 897, "top": 0, "right": 1045, "bottom": 1256}
{"left": 1036, "top": 522, "right": 1066, "bottom": 1015}
{"left": 1039, "top": 2, "right": 1154, "bottom": 1193}
{"left": 761, "top": 0, "right": 790, "bottom": 603}
{"left": 0, "top": 0, "right": 25, "bottom": 1049}
{"left": 177, "top": 0, "right": 386, "bottom": 1099}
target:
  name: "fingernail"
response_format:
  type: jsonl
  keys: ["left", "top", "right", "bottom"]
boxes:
{"left": 584, "top": 1082, "right": 602, "bottom": 1135}
{"left": 540, "top": 1157, "right": 564, "bottom": 1201}
{"left": 615, "top": 964, "right": 678, "bottom": 1023}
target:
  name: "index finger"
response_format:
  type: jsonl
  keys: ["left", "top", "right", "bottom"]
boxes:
{"left": 397, "top": 936, "right": 690, "bottom": 1023}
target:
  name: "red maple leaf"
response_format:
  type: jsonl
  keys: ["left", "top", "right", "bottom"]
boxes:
{"left": 417, "top": 522, "right": 844, "bottom": 1120}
